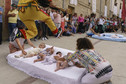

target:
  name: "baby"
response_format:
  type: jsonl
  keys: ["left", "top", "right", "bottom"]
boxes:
{"left": 54, "top": 52, "right": 73, "bottom": 72}
{"left": 111, "top": 34, "right": 119, "bottom": 38}
{"left": 15, "top": 42, "right": 46, "bottom": 58}
{"left": 34, "top": 46, "right": 54, "bottom": 63}
{"left": 54, "top": 52, "right": 84, "bottom": 72}
{"left": 40, "top": 51, "right": 62, "bottom": 65}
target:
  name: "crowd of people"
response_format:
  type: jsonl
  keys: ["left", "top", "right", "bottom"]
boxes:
{"left": 0, "top": 0, "right": 116, "bottom": 83}
{"left": 0, "top": 3, "right": 126, "bottom": 46}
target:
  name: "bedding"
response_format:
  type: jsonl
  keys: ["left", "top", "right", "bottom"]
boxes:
{"left": 7, "top": 45, "right": 86, "bottom": 84}
{"left": 92, "top": 33, "right": 126, "bottom": 42}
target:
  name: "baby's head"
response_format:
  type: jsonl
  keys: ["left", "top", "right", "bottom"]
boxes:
{"left": 67, "top": 52, "right": 72, "bottom": 56}
{"left": 103, "top": 34, "right": 105, "bottom": 36}
{"left": 56, "top": 51, "right": 62, "bottom": 57}
{"left": 46, "top": 46, "right": 54, "bottom": 55}
{"left": 39, "top": 42, "right": 46, "bottom": 49}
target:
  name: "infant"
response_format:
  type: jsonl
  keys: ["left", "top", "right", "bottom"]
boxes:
{"left": 15, "top": 42, "right": 46, "bottom": 58}
{"left": 54, "top": 52, "right": 84, "bottom": 72}
{"left": 34, "top": 46, "right": 54, "bottom": 63}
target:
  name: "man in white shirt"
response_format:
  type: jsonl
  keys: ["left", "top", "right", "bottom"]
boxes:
{"left": 50, "top": 9, "right": 55, "bottom": 21}
{"left": 98, "top": 16, "right": 104, "bottom": 33}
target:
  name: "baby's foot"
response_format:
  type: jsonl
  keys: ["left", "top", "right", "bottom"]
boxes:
{"left": 55, "top": 68, "right": 60, "bottom": 72}
{"left": 14, "top": 55, "right": 20, "bottom": 58}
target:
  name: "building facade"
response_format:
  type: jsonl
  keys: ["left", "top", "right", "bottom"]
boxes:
{"left": 0, "top": 0, "right": 124, "bottom": 40}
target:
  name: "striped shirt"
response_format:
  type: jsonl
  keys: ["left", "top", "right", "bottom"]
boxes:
{"left": 66, "top": 49, "right": 106, "bottom": 72}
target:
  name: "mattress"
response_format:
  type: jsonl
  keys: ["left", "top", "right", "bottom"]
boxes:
{"left": 92, "top": 33, "right": 126, "bottom": 42}
{"left": 7, "top": 45, "right": 86, "bottom": 84}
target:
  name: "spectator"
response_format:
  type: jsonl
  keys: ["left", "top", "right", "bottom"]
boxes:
{"left": 86, "top": 23, "right": 99, "bottom": 37}
{"left": 50, "top": 9, "right": 55, "bottom": 21}
{"left": 98, "top": 16, "right": 105, "bottom": 33}
{"left": 64, "top": 14, "right": 69, "bottom": 26}
{"left": 0, "top": 6, "right": 3, "bottom": 45}
{"left": 7, "top": 3, "right": 18, "bottom": 36}
{"left": 60, "top": 13, "right": 65, "bottom": 35}
{"left": 54, "top": 10, "right": 62, "bottom": 38}
{"left": 54, "top": 10, "right": 61, "bottom": 29}
{"left": 78, "top": 14, "right": 84, "bottom": 33}
{"left": 121, "top": 19, "right": 125, "bottom": 33}
{"left": 72, "top": 13, "right": 78, "bottom": 28}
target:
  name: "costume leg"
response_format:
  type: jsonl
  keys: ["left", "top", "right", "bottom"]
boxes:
{"left": 19, "top": 6, "right": 57, "bottom": 39}
{"left": 22, "top": 20, "right": 38, "bottom": 39}
{"left": 35, "top": 8, "right": 58, "bottom": 34}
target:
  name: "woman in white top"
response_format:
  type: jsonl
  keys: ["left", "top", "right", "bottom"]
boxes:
{"left": 64, "top": 14, "right": 69, "bottom": 26}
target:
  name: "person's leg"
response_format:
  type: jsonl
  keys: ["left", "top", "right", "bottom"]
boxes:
{"left": 8, "top": 23, "right": 13, "bottom": 36}
{"left": 22, "top": 20, "right": 38, "bottom": 39}
{"left": 9, "top": 43, "right": 18, "bottom": 53}
{"left": 34, "top": 21, "right": 39, "bottom": 40}
{"left": 42, "top": 22, "right": 46, "bottom": 40}
{"left": 0, "top": 22, "right": 2, "bottom": 44}
{"left": 55, "top": 61, "right": 62, "bottom": 72}
{"left": 19, "top": 6, "right": 58, "bottom": 39}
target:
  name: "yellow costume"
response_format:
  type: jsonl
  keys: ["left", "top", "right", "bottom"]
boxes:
{"left": 18, "top": 0, "right": 58, "bottom": 39}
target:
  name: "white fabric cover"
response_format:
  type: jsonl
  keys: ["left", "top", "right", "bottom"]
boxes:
{"left": 92, "top": 33, "right": 126, "bottom": 42}
{"left": 7, "top": 45, "right": 86, "bottom": 84}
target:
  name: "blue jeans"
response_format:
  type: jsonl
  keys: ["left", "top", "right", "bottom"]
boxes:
{"left": 8, "top": 23, "right": 17, "bottom": 35}
{"left": 87, "top": 33, "right": 94, "bottom": 36}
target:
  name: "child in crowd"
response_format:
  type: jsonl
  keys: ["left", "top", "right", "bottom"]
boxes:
{"left": 63, "top": 23, "right": 74, "bottom": 36}
{"left": 15, "top": 42, "right": 46, "bottom": 58}
{"left": 34, "top": 46, "right": 54, "bottom": 63}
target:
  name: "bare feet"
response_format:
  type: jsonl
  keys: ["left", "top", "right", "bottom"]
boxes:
{"left": 55, "top": 68, "right": 60, "bottom": 72}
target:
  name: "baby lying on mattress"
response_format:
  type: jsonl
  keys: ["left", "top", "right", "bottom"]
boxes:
{"left": 54, "top": 51, "right": 84, "bottom": 72}
{"left": 102, "top": 34, "right": 120, "bottom": 38}
{"left": 34, "top": 46, "right": 54, "bottom": 63}
{"left": 15, "top": 42, "right": 46, "bottom": 58}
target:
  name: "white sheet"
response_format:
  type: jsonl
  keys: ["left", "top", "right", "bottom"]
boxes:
{"left": 7, "top": 45, "right": 86, "bottom": 84}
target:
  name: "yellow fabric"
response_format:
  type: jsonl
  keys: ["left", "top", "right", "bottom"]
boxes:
{"left": 18, "top": 0, "right": 35, "bottom": 4}
{"left": 19, "top": 6, "right": 57, "bottom": 39}
{"left": 8, "top": 9, "right": 18, "bottom": 23}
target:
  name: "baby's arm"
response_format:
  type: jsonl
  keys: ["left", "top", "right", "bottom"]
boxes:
{"left": 27, "top": 39, "right": 36, "bottom": 48}
{"left": 34, "top": 58, "right": 44, "bottom": 63}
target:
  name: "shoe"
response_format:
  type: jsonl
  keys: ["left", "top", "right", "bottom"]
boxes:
{"left": 44, "top": 37, "right": 48, "bottom": 40}
{"left": 9, "top": 28, "right": 22, "bottom": 42}
{"left": 56, "top": 28, "right": 62, "bottom": 38}
{"left": 45, "top": 36, "right": 48, "bottom": 39}
{"left": 52, "top": 28, "right": 58, "bottom": 35}
{"left": 34, "top": 38, "right": 37, "bottom": 41}
{"left": 41, "top": 37, "right": 45, "bottom": 40}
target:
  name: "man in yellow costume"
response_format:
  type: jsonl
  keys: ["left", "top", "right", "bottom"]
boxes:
{"left": 10, "top": 0, "right": 58, "bottom": 41}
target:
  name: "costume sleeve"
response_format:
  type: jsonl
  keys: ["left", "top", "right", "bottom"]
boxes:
{"left": 66, "top": 50, "right": 79, "bottom": 62}
{"left": 18, "top": 0, "right": 34, "bottom": 4}
{"left": 48, "top": 0, "right": 52, "bottom": 2}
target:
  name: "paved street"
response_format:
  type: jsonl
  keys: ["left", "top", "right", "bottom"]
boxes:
{"left": 0, "top": 33, "right": 126, "bottom": 84}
